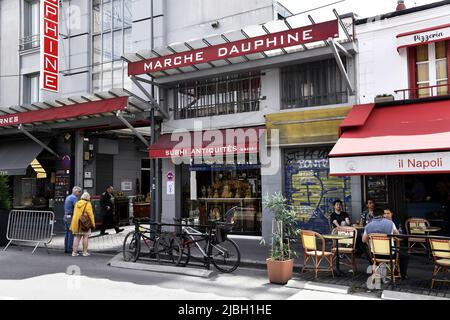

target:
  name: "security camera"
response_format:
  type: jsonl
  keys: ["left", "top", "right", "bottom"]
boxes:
{"left": 211, "top": 21, "right": 219, "bottom": 29}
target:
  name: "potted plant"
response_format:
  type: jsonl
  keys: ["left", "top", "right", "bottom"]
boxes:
{"left": 374, "top": 93, "right": 395, "bottom": 103}
{"left": 0, "top": 175, "right": 12, "bottom": 246}
{"left": 263, "top": 192, "right": 297, "bottom": 284}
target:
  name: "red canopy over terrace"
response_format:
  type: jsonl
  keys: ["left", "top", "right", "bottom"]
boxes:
{"left": 329, "top": 99, "right": 450, "bottom": 176}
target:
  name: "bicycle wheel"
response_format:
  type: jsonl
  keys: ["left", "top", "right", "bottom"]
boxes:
{"left": 155, "top": 234, "right": 182, "bottom": 265}
{"left": 175, "top": 235, "right": 191, "bottom": 267}
{"left": 210, "top": 238, "right": 241, "bottom": 273}
{"left": 123, "top": 231, "right": 140, "bottom": 262}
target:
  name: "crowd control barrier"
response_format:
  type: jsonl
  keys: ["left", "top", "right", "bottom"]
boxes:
{"left": 3, "top": 210, "right": 55, "bottom": 254}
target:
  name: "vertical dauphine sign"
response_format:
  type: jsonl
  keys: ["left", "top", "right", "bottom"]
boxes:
{"left": 40, "top": 0, "right": 59, "bottom": 92}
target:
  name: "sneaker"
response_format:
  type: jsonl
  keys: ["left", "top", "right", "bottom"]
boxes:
{"left": 72, "top": 252, "right": 79, "bottom": 257}
{"left": 115, "top": 228, "right": 124, "bottom": 234}
{"left": 82, "top": 252, "right": 91, "bottom": 257}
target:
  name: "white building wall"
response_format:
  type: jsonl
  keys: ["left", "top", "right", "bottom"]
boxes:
{"left": 356, "top": 4, "right": 450, "bottom": 104}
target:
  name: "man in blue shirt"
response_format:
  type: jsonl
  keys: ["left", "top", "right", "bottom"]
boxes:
{"left": 363, "top": 208, "right": 408, "bottom": 280}
{"left": 64, "top": 186, "right": 82, "bottom": 253}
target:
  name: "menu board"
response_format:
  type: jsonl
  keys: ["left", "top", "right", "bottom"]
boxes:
{"left": 366, "top": 176, "right": 388, "bottom": 204}
{"left": 55, "top": 172, "right": 70, "bottom": 200}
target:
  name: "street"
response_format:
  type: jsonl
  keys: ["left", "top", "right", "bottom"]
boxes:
{"left": 0, "top": 247, "right": 378, "bottom": 300}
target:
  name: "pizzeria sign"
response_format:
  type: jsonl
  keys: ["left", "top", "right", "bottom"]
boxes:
{"left": 128, "top": 20, "right": 339, "bottom": 75}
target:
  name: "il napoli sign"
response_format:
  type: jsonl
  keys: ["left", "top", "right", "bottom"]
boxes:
{"left": 330, "top": 151, "right": 450, "bottom": 176}
{"left": 40, "top": 0, "right": 59, "bottom": 92}
{"left": 128, "top": 20, "right": 339, "bottom": 75}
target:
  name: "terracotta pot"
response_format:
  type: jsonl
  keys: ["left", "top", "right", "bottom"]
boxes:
{"left": 266, "top": 258, "right": 294, "bottom": 285}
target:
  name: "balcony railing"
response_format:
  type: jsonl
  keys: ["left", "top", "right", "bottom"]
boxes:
{"left": 19, "top": 34, "right": 40, "bottom": 51}
{"left": 394, "top": 83, "right": 450, "bottom": 101}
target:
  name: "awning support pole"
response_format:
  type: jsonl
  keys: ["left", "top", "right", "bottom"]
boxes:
{"left": 328, "top": 37, "right": 355, "bottom": 94}
{"left": 130, "top": 76, "right": 169, "bottom": 119}
{"left": 116, "top": 111, "right": 150, "bottom": 147}
{"left": 18, "top": 124, "right": 60, "bottom": 159}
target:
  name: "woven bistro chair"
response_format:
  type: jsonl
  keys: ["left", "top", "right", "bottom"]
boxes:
{"left": 405, "top": 218, "right": 430, "bottom": 254}
{"left": 299, "top": 230, "right": 334, "bottom": 279}
{"left": 429, "top": 238, "right": 450, "bottom": 288}
{"left": 368, "top": 233, "right": 400, "bottom": 284}
{"left": 331, "top": 226, "right": 358, "bottom": 274}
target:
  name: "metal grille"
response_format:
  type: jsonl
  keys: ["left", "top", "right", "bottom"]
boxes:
{"left": 281, "top": 58, "right": 348, "bottom": 109}
{"left": 174, "top": 73, "right": 262, "bottom": 119}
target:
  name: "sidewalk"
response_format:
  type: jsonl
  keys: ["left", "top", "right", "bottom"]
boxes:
{"left": 14, "top": 229, "right": 450, "bottom": 299}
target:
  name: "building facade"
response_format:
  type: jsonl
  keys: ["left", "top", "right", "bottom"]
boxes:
{"left": 0, "top": 0, "right": 304, "bottom": 235}
{"left": 330, "top": 0, "right": 450, "bottom": 235}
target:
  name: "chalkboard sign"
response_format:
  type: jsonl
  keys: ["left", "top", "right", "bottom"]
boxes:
{"left": 55, "top": 174, "right": 70, "bottom": 199}
{"left": 366, "top": 176, "right": 388, "bottom": 204}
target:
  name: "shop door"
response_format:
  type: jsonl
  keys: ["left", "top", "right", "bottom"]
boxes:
{"left": 96, "top": 154, "right": 114, "bottom": 195}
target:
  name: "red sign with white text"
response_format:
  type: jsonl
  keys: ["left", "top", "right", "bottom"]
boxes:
{"left": 0, "top": 96, "right": 128, "bottom": 128}
{"left": 128, "top": 20, "right": 339, "bottom": 76}
{"left": 40, "top": 0, "right": 59, "bottom": 92}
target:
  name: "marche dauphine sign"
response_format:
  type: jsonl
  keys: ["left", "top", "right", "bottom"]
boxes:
{"left": 128, "top": 20, "right": 339, "bottom": 76}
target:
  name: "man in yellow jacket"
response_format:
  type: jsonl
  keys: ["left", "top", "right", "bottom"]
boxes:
{"left": 70, "top": 192, "right": 95, "bottom": 257}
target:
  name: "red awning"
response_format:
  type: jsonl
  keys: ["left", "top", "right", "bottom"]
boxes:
{"left": 149, "top": 126, "right": 265, "bottom": 159}
{"left": 329, "top": 100, "right": 450, "bottom": 175}
{"left": 0, "top": 95, "right": 129, "bottom": 128}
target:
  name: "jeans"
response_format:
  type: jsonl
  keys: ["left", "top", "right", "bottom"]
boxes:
{"left": 64, "top": 219, "right": 74, "bottom": 253}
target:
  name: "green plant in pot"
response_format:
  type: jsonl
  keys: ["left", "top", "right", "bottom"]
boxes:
{"left": 263, "top": 192, "right": 297, "bottom": 284}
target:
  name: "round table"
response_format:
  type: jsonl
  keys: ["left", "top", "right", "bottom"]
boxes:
{"left": 322, "top": 234, "right": 354, "bottom": 276}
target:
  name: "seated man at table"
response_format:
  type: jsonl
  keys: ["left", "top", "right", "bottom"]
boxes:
{"left": 360, "top": 198, "right": 376, "bottom": 226}
{"left": 362, "top": 208, "right": 408, "bottom": 280}
{"left": 383, "top": 207, "right": 409, "bottom": 279}
{"left": 330, "top": 199, "right": 351, "bottom": 229}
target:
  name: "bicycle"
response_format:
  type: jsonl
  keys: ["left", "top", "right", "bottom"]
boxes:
{"left": 174, "top": 206, "right": 242, "bottom": 273}
{"left": 122, "top": 218, "right": 182, "bottom": 265}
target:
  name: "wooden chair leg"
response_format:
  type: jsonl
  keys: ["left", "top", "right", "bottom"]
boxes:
{"left": 301, "top": 255, "right": 309, "bottom": 274}
{"left": 329, "top": 256, "right": 334, "bottom": 278}
{"left": 314, "top": 256, "right": 318, "bottom": 279}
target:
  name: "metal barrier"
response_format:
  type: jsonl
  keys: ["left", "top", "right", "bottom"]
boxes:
{"left": 3, "top": 210, "right": 55, "bottom": 254}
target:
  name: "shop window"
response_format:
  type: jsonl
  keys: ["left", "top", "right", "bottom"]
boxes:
{"left": 409, "top": 41, "right": 449, "bottom": 98}
{"left": 174, "top": 73, "right": 262, "bottom": 119}
{"left": 284, "top": 148, "right": 351, "bottom": 234}
{"left": 180, "top": 153, "right": 262, "bottom": 235}
{"left": 403, "top": 174, "right": 450, "bottom": 235}
{"left": 281, "top": 58, "right": 348, "bottom": 109}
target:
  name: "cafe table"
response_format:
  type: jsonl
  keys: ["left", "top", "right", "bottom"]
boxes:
{"left": 322, "top": 234, "right": 354, "bottom": 276}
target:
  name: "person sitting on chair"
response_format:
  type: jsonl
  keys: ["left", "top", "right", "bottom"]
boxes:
{"left": 330, "top": 199, "right": 351, "bottom": 229}
{"left": 383, "top": 207, "right": 409, "bottom": 280}
{"left": 362, "top": 208, "right": 408, "bottom": 280}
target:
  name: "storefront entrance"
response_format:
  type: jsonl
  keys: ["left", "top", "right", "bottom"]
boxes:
{"left": 363, "top": 174, "right": 450, "bottom": 236}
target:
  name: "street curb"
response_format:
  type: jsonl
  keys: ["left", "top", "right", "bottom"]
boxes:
{"left": 286, "top": 279, "right": 350, "bottom": 294}
{"left": 381, "top": 290, "right": 450, "bottom": 300}
{"left": 107, "top": 254, "right": 214, "bottom": 278}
